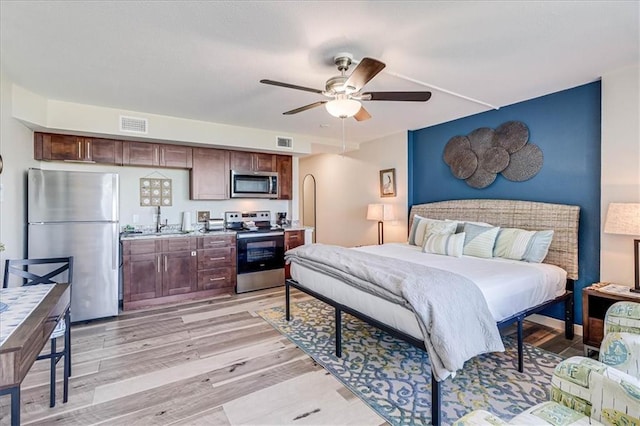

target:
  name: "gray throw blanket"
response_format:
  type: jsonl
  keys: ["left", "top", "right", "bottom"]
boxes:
{"left": 285, "top": 244, "right": 505, "bottom": 381}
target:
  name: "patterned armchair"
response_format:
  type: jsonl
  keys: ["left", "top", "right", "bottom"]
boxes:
{"left": 454, "top": 301, "right": 640, "bottom": 426}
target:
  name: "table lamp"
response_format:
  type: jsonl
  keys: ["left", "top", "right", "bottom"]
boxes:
{"left": 603, "top": 202, "right": 640, "bottom": 293}
{"left": 367, "top": 204, "right": 394, "bottom": 245}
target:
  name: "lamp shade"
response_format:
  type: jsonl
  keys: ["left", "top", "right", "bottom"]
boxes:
{"left": 325, "top": 99, "right": 361, "bottom": 118}
{"left": 604, "top": 203, "right": 640, "bottom": 235}
{"left": 367, "top": 204, "right": 394, "bottom": 221}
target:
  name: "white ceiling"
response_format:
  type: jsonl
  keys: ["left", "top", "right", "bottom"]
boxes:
{"left": 1, "top": 1, "right": 638, "bottom": 145}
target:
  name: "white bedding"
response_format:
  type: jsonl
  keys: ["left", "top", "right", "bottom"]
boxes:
{"left": 290, "top": 242, "right": 567, "bottom": 340}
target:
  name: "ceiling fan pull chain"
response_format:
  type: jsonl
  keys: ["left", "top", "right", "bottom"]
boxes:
{"left": 342, "top": 117, "right": 346, "bottom": 154}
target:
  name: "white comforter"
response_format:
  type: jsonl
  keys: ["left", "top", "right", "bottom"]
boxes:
{"left": 355, "top": 243, "right": 567, "bottom": 322}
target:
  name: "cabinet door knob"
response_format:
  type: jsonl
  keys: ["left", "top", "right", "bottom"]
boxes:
{"left": 209, "top": 277, "right": 225, "bottom": 281}
{"left": 210, "top": 257, "right": 225, "bottom": 261}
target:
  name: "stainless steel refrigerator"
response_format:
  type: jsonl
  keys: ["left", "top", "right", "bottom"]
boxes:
{"left": 28, "top": 168, "right": 119, "bottom": 322}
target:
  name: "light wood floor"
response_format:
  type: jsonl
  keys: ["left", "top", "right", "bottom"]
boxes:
{"left": 0, "top": 287, "right": 584, "bottom": 426}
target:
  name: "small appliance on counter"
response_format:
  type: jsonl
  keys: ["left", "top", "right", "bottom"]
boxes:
{"left": 181, "top": 211, "right": 193, "bottom": 232}
{"left": 205, "top": 218, "right": 225, "bottom": 232}
{"left": 224, "top": 210, "right": 285, "bottom": 293}
{"left": 276, "top": 212, "right": 288, "bottom": 226}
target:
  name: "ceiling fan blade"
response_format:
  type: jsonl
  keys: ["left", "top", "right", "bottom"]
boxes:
{"left": 362, "top": 91, "right": 432, "bottom": 102}
{"left": 353, "top": 106, "right": 371, "bottom": 122}
{"left": 260, "top": 79, "right": 324, "bottom": 94}
{"left": 343, "top": 58, "right": 386, "bottom": 92}
{"left": 283, "top": 101, "right": 327, "bottom": 115}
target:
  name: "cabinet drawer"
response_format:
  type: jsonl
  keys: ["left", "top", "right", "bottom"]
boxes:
{"left": 285, "top": 230, "right": 305, "bottom": 250}
{"left": 198, "top": 248, "right": 234, "bottom": 270}
{"left": 162, "top": 238, "right": 193, "bottom": 252}
{"left": 198, "top": 268, "right": 234, "bottom": 290}
{"left": 123, "top": 239, "right": 158, "bottom": 255}
{"left": 197, "top": 235, "right": 235, "bottom": 249}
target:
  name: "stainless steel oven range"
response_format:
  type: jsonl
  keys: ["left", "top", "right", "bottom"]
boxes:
{"left": 225, "top": 210, "right": 285, "bottom": 293}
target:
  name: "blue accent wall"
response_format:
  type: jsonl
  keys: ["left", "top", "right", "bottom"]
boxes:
{"left": 408, "top": 82, "right": 601, "bottom": 325}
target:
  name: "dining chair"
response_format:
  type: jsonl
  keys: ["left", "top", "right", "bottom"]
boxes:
{"left": 3, "top": 256, "right": 74, "bottom": 408}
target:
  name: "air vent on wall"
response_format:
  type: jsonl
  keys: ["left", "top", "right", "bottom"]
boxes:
{"left": 277, "top": 136, "right": 293, "bottom": 150}
{"left": 119, "top": 116, "right": 148, "bottom": 134}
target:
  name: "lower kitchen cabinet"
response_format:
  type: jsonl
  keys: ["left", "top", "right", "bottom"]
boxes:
{"left": 122, "top": 234, "right": 235, "bottom": 310}
{"left": 197, "top": 234, "right": 236, "bottom": 293}
{"left": 284, "top": 230, "right": 305, "bottom": 279}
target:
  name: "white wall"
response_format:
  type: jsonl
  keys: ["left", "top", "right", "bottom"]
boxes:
{"left": 298, "top": 132, "right": 408, "bottom": 247}
{"left": 0, "top": 73, "right": 40, "bottom": 266}
{"left": 600, "top": 64, "right": 640, "bottom": 286}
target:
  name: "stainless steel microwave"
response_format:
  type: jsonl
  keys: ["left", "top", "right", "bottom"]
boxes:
{"left": 230, "top": 170, "right": 279, "bottom": 199}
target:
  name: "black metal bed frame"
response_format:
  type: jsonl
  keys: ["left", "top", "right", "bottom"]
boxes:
{"left": 285, "top": 278, "right": 574, "bottom": 426}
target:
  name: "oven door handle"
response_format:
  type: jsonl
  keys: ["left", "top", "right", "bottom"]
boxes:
{"left": 237, "top": 231, "right": 284, "bottom": 239}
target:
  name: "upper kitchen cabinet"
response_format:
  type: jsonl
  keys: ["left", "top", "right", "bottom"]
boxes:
{"left": 34, "top": 132, "right": 123, "bottom": 165}
{"left": 190, "top": 147, "right": 229, "bottom": 200}
{"left": 230, "top": 151, "right": 276, "bottom": 172}
{"left": 276, "top": 155, "right": 292, "bottom": 200}
{"left": 123, "top": 141, "right": 193, "bottom": 169}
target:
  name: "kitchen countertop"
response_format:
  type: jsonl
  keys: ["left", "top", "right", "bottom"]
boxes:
{"left": 120, "top": 225, "right": 313, "bottom": 240}
{"left": 120, "top": 230, "right": 236, "bottom": 241}
{"left": 280, "top": 225, "right": 314, "bottom": 231}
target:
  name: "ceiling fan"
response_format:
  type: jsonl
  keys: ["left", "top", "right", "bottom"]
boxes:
{"left": 260, "top": 53, "right": 432, "bottom": 121}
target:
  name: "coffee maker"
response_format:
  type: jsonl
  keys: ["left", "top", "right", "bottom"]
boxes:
{"left": 276, "top": 212, "right": 287, "bottom": 226}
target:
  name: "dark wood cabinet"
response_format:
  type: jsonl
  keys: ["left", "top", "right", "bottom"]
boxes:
{"left": 582, "top": 283, "right": 640, "bottom": 354}
{"left": 122, "top": 240, "right": 162, "bottom": 303}
{"left": 284, "top": 230, "right": 305, "bottom": 279}
{"left": 34, "top": 132, "right": 123, "bottom": 164}
{"left": 33, "top": 133, "right": 292, "bottom": 202}
{"left": 190, "top": 148, "right": 229, "bottom": 200}
{"left": 276, "top": 155, "right": 292, "bottom": 200}
{"left": 122, "top": 234, "right": 235, "bottom": 310}
{"left": 160, "top": 144, "right": 193, "bottom": 168}
{"left": 196, "top": 234, "right": 236, "bottom": 294}
{"left": 122, "top": 237, "right": 196, "bottom": 310}
{"left": 123, "top": 142, "right": 192, "bottom": 168}
{"left": 230, "top": 151, "right": 276, "bottom": 172}
{"left": 161, "top": 238, "right": 197, "bottom": 296}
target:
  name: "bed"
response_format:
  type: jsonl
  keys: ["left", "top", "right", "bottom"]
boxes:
{"left": 284, "top": 199, "right": 579, "bottom": 426}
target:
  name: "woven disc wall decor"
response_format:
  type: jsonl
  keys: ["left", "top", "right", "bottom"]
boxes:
{"left": 494, "top": 121, "right": 529, "bottom": 153}
{"left": 466, "top": 167, "right": 497, "bottom": 189}
{"left": 449, "top": 149, "right": 478, "bottom": 179}
{"left": 442, "top": 120, "right": 542, "bottom": 188}
{"left": 501, "top": 143, "right": 543, "bottom": 181}
{"left": 443, "top": 135, "right": 471, "bottom": 166}
{"left": 468, "top": 127, "right": 495, "bottom": 157}
{"left": 481, "top": 147, "right": 510, "bottom": 173}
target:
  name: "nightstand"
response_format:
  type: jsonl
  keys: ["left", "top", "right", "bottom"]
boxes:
{"left": 582, "top": 282, "right": 640, "bottom": 355}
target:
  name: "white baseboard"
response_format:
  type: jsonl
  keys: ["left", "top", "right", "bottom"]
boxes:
{"left": 527, "top": 314, "right": 583, "bottom": 337}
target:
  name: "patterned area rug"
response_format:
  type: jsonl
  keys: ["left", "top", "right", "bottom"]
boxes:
{"left": 258, "top": 299, "right": 564, "bottom": 426}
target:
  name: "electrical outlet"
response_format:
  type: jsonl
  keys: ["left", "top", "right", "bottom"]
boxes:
{"left": 132, "top": 214, "right": 139, "bottom": 223}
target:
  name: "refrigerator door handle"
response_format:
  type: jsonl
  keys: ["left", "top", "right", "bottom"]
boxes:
{"left": 112, "top": 223, "right": 119, "bottom": 270}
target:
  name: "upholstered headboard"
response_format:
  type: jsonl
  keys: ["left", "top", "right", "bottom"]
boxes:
{"left": 409, "top": 199, "right": 580, "bottom": 280}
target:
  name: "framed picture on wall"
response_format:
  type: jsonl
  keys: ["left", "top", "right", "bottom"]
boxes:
{"left": 379, "top": 168, "right": 396, "bottom": 197}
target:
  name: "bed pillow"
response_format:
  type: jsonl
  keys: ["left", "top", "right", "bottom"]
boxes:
{"left": 446, "top": 219, "right": 493, "bottom": 234}
{"left": 493, "top": 228, "right": 553, "bottom": 263}
{"left": 408, "top": 216, "right": 457, "bottom": 247}
{"left": 462, "top": 223, "right": 500, "bottom": 258}
{"left": 422, "top": 232, "right": 465, "bottom": 257}
{"left": 494, "top": 228, "right": 554, "bottom": 263}
{"left": 523, "top": 230, "right": 554, "bottom": 263}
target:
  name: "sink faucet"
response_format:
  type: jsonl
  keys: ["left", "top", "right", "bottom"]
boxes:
{"left": 156, "top": 206, "right": 168, "bottom": 233}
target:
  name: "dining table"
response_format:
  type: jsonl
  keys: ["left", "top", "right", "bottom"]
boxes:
{"left": 0, "top": 283, "right": 71, "bottom": 426}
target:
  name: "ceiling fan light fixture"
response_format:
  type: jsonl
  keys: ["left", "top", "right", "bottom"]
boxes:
{"left": 325, "top": 98, "right": 361, "bottom": 118}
